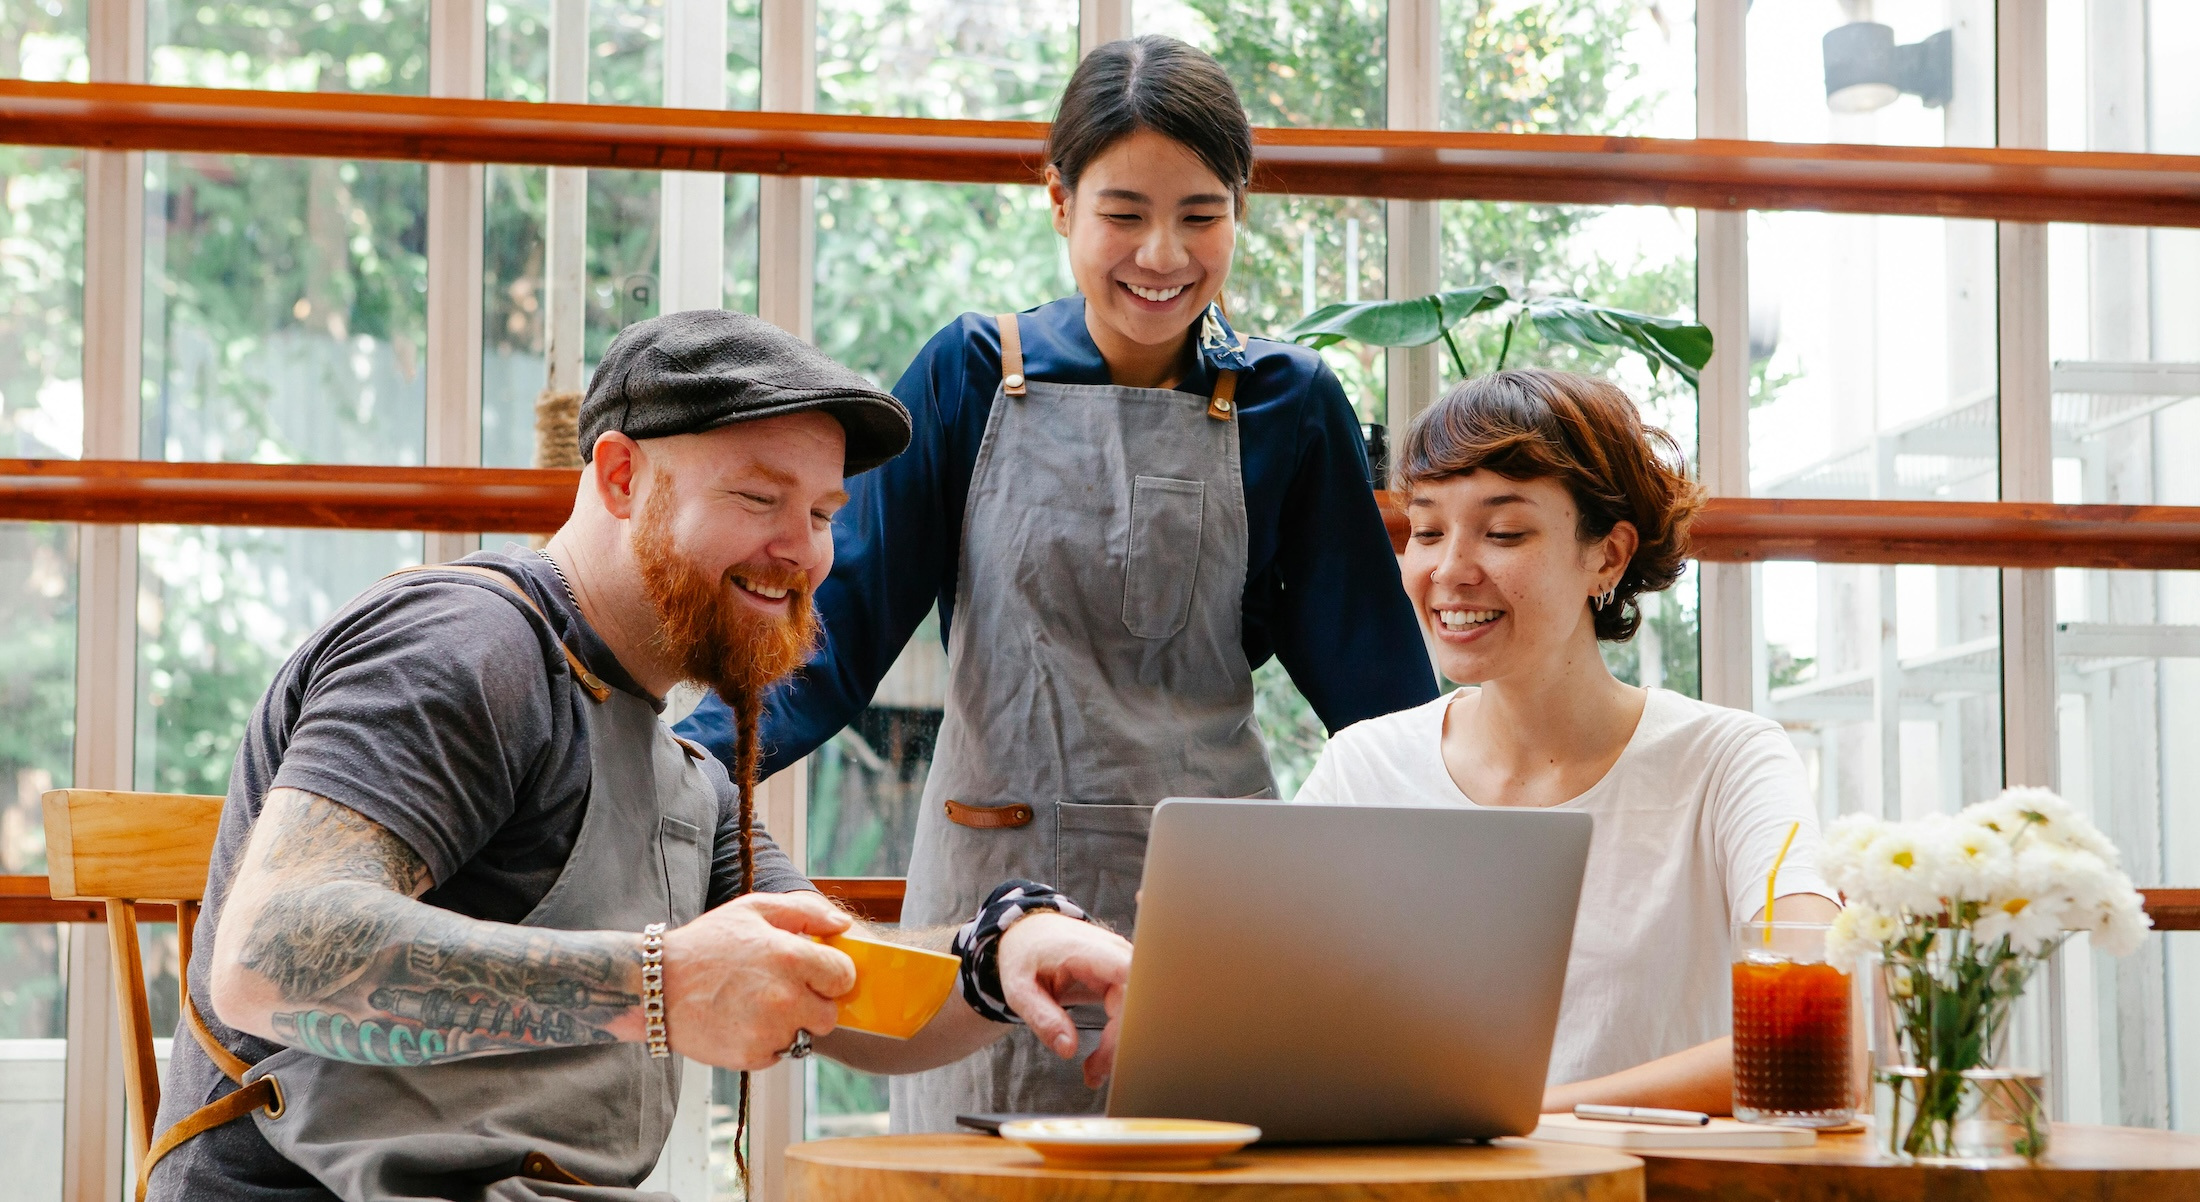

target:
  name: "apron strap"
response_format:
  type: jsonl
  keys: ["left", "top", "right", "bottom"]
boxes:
{"left": 385, "top": 564, "right": 613, "bottom": 703}
{"left": 1207, "top": 369, "right": 1239, "bottom": 422}
{"left": 135, "top": 1075, "right": 284, "bottom": 1202}
{"left": 997, "top": 312, "right": 1027, "bottom": 396}
{"left": 1003, "top": 310, "right": 1242, "bottom": 420}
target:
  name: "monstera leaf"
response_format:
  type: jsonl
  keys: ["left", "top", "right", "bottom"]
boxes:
{"left": 1284, "top": 281, "right": 1714, "bottom": 386}
{"left": 1286, "top": 285, "right": 1510, "bottom": 371}
{"left": 1518, "top": 297, "right": 1715, "bottom": 385}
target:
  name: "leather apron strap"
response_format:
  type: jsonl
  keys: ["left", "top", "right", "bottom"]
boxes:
{"left": 998, "top": 311, "right": 1238, "bottom": 418}
{"left": 998, "top": 313, "right": 1028, "bottom": 396}
{"left": 136, "top": 561, "right": 617, "bottom": 1200}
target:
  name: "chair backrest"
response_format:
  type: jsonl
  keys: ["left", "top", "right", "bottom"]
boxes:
{"left": 43, "top": 789, "right": 225, "bottom": 1168}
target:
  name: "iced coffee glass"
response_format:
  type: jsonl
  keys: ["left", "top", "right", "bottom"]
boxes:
{"left": 1731, "top": 920, "right": 1857, "bottom": 1127}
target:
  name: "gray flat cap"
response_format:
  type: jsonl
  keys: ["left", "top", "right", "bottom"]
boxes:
{"left": 580, "top": 310, "right": 912, "bottom": 473}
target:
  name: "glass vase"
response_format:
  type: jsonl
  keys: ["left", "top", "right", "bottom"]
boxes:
{"left": 1868, "top": 928, "right": 2053, "bottom": 1165}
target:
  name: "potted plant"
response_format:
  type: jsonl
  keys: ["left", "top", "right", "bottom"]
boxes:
{"left": 1821, "top": 788, "right": 2152, "bottom": 1164}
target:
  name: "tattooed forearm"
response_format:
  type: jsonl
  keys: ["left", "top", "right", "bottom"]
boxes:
{"left": 220, "top": 789, "right": 645, "bottom": 1066}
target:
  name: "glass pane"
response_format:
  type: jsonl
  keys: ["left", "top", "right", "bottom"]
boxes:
{"left": 2052, "top": 571, "right": 2198, "bottom": 1131}
{"left": 0, "top": 523, "right": 76, "bottom": 852}
{"left": 813, "top": 0, "right": 1076, "bottom": 384}
{"left": 148, "top": 0, "right": 428, "bottom": 94}
{"left": 1441, "top": 0, "right": 1693, "bottom": 138}
{"left": 481, "top": 0, "right": 761, "bottom": 469}
{"left": 1752, "top": 559, "right": 2002, "bottom": 823}
{"left": 1746, "top": 212, "right": 1999, "bottom": 501}
{"left": 2, "top": 147, "right": 83, "bottom": 460}
{"left": 1139, "top": 0, "right": 1384, "bottom": 128}
{"left": 1748, "top": 0, "right": 1993, "bottom": 149}
{"left": 135, "top": 526, "right": 423, "bottom": 793}
{"left": 0, "top": 921, "right": 68, "bottom": 1200}
{"left": 2, "top": 0, "right": 87, "bottom": 81}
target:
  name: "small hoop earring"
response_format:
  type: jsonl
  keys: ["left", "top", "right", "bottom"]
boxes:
{"left": 1594, "top": 585, "right": 1617, "bottom": 610}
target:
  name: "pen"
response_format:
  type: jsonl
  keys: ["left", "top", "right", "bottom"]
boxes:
{"left": 1574, "top": 1104, "right": 1712, "bottom": 1127}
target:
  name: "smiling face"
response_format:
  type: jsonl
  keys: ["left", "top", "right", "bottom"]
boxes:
{"left": 626, "top": 413, "right": 847, "bottom": 699}
{"left": 1401, "top": 471, "right": 1637, "bottom": 686}
{"left": 1050, "top": 126, "right": 1237, "bottom": 380}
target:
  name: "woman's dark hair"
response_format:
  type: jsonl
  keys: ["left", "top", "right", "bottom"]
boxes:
{"left": 1393, "top": 368, "right": 1704, "bottom": 643}
{"left": 1047, "top": 35, "right": 1253, "bottom": 211}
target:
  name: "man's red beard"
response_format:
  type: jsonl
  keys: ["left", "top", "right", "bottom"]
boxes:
{"left": 632, "top": 470, "right": 821, "bottom": 900}
{"left": 632, "top": 470, "right": 821, "bottom": 706}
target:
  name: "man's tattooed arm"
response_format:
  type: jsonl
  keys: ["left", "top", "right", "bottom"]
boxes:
{"left": 209, "top": 788, "right": 647, "bottom": 1066}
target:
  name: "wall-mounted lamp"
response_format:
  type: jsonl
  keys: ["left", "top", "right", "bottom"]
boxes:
{"left": 1822, "top": 23, "right": 1953, "bottom": 113}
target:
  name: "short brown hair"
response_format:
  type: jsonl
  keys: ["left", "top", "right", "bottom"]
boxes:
{"left": 1393, "top": 369, "right": 1703, "bottom": 642}
{"left": 1046, "top": 36, "right": 1253, "bottom": 212}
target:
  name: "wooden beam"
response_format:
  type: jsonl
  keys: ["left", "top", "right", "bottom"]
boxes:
{"left": 1374, "top": 493, "right": 2200, "bottom": 572}
{"left": 1689, "top": 497, "right": 2200, "bottom": 572}
{"left": 818, "top": 876, "right": 904, "bottom": 924}
{"left": 2, "top": 877, "right": 2191, "bottom": 929}
{"left": 0, "top": 874, "right": 891, "bottom": 925}
{"left": 10, "top": 465, "right": 2200, "bottom": 569}
{"left": 4, "top": 80, "right": 2200, "bottom": 227}
{"left": 0, "top": 458, "right": 577, "bottom": 532}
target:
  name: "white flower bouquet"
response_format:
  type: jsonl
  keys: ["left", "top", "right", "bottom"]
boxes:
{"left": 1820, "top": 788, "right": 2151, "bottom": 1162}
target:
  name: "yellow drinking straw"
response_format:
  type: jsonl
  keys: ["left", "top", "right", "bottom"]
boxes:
{"left": 1763, "top": 820, "right": 1801, "bottom": 945}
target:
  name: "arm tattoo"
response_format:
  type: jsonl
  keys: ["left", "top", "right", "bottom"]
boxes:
{"left": 240, "top": 791, "right": 641, "bottom": 1066}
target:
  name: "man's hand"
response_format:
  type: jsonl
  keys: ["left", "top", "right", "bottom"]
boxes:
{"left": 997, "top": 913, "right": 1133, "bottom": 1088}
{"left": 662, "top": 891, "right": 857, "bottom": 1071}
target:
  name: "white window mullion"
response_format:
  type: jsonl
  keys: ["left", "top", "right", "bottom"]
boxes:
{"left": 659, "top": 0, "right": 728, "bottom": 316}
{"left": 1384, "top": 0, "right": 1441, "bottom": 433}
{"left": 1080, "top": 0, "right": 1130, "bottom": 52}
{"left": 1695, "top": 0, "right": 1751, "bottom": 711}
{"left": 66, "top": 0, "right": 144, "bottom": 1193}
{"left": 756, "top": 0, "right": 816, "bottom": 341}
{"left": 1995, "top": 3, "right": 2054, "bottom": 787}
{"left": 426, "top": 0, "right": 486, "bottom": 564}
{"left": 543, "top": 0, "right": 589, "bottom": 400}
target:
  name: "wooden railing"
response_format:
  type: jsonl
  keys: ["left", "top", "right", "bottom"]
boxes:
{"left": 5, "top": 79, "right": 2200, "bottom": 226}
{"left": 0, "top": 874, "right": 901, "bottom": 924}
{"left": 1, "top": 876, "right": 2190, "bottom": 931}
{"left": 7, "top": 460, "right": 2200, "bottom": 571}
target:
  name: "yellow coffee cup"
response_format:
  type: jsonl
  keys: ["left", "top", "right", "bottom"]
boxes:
{"left": 821, "top": 933, "right": 960, "bottom": 1040}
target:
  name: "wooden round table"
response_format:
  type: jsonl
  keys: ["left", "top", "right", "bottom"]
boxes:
{"left": 785, "top": 1134, "right": 1645, "bottom": 1202}
{"left": 1633, "top": 1123, "right": 2200, "bottom": 1202}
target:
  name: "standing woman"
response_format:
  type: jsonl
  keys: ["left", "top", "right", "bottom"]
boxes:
{"left": 679, "top": 35, "right": 1435, "bottom": 1128}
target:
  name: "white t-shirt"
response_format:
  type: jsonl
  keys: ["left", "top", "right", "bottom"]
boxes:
{"left": 1296, "top": 687, "right": 1837, "bottom": 1086}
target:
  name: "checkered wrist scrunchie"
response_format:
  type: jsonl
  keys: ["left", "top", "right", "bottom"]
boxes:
{"left": 952, "top": 879, "right": 1091, "bottom": 1024}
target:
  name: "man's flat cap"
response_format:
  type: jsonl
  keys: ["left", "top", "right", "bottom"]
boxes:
{"left": 580, "top": 310, "right": 912, "bottom": 473}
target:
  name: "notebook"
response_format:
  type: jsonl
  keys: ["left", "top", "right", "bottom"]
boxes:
{"left": 1528, "top": 1113, "right": 1819, "bottom": 1149}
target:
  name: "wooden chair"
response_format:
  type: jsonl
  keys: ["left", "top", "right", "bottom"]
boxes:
{"left": 42, "top": 789, "right": 226, "bottom": 1170}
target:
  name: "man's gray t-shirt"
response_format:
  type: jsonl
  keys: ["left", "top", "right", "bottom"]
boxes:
{"left": 152, "top": 548, "right": 811, "bottom": 1200}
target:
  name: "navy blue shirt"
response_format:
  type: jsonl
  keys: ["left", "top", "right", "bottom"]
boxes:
{"left": 678, "top": 296, "right": 1437, "bottom": 776}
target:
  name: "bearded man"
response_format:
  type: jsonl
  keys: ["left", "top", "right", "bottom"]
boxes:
{"left": 151, "top": 312, "right": 1133, "bottom": 1202}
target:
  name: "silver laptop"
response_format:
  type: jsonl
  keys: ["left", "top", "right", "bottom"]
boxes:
{"left": 1104, "top": 799, "right": 1591, "bottom": 1142}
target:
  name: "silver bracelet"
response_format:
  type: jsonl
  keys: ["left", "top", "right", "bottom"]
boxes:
{"left": 641, "top": 922, "right": 670, "bottom": 1059}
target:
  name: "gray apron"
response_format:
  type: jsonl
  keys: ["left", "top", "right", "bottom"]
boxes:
{"left": 238, "top": 567, "right": 718, "bottom": 1201}
{"left": 890, "top": 312, "right": 1275, "bottom": 1132}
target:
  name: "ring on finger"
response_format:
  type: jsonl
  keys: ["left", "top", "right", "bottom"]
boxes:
{"left": 779, "top": 1030, "right": 813, "bottom": 1061}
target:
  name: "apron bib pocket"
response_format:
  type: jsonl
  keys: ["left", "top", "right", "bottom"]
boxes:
{"left": 1121, "top": 476, "right": 1206, "bottom": 639}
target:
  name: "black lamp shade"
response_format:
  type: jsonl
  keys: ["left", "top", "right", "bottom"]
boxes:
{"left": 1823, "top": 21, "right": 1899, "bottom": 113}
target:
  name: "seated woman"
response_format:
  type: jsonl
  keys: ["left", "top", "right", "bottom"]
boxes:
{"left": 1297, "top": 368, "right": 1840, "bottom": 1114}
